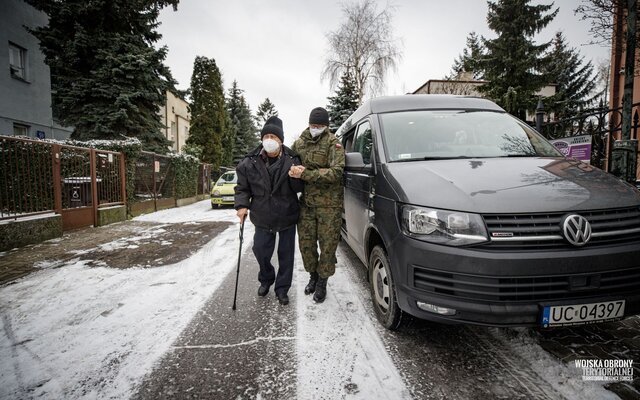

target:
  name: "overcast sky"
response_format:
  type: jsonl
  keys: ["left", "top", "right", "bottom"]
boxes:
{"left": 157, "top": 0, "right": 611, "bottom": 146}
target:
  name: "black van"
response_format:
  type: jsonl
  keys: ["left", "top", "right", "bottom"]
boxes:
{"left": 336, "top": 94, "right": 640, "bottom": 330}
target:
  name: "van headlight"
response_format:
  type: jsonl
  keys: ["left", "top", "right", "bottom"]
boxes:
{"left": 401, "top": 205, "right": 488, "bottom": 246}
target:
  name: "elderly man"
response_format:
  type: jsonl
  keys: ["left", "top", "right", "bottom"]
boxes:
{"left": 235, "top": 116, "right": 303, "bottom": 305}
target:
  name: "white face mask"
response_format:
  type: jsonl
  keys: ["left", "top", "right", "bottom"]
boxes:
{"left": 262, "top": 138, "right": 280, "bottom": 153}
{"left": 309, "top": 126, "right": 325, "bottom": 137}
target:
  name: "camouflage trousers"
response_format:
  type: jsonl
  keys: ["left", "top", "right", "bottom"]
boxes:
{"left": 298, "top": 205, "right": 342, "bottom": 279}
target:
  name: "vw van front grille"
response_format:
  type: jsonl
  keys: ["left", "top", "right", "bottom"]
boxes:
{"left": 480, "top": 207, "right": 640, "bottom": 250}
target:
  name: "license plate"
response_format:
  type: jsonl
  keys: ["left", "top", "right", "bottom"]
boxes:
{"left": 222, "top": 196, "right": 234, "bottom": 201}
{"left": 541, "top": 300, "right": 625, "bottom": 328}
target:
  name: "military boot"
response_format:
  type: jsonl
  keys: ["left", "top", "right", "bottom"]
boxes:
{"left": 313, "top": 277, "right": 328, "bottom": 303}
{"left": 304, "top": 272, "right": 319, "bottom": 295}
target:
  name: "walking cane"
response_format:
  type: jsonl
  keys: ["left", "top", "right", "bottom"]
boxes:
{"left": 232, "top": 218, "right": 245, "bottom": 310}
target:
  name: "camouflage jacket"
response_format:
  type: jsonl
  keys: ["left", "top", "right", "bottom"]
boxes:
{"left": 292, "top": 127, "right": 345, "bottom": 207}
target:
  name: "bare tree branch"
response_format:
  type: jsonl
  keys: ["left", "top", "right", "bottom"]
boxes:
{"left": 322, "top": 0, "right": 403, "bottom": 103}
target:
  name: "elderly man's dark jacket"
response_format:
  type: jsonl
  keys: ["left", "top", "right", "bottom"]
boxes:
{"left": 234, "top": 145, "right": 303, "bottom": 232}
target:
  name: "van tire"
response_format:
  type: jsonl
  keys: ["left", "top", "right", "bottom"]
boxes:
{"left": 369, "top": 245, "right": 403, "bottom": 330}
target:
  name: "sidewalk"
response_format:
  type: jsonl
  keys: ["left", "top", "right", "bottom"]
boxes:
{"left": 0, "top": 201, "right": 242, "bottom": 399}
{"left": 1, "top": 199, "right": 410, "bottom": 399}
{"left": 0, "top": 218, "right": 230, "bottom": 285}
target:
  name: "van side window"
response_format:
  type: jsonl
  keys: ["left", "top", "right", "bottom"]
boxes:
{"left": 343, "top": 129, "right": 356, "bottom": 152}
{"left": 353, "top": 121, "right": 372, "bottom": 164}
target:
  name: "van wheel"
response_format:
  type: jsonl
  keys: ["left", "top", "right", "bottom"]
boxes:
{"left": 369, "top": 245, "right": 403, "bottom": 330}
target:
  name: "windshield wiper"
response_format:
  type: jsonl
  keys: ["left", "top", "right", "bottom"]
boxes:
{"left": 391, "top": 156, "right": 474, "bottom": 162}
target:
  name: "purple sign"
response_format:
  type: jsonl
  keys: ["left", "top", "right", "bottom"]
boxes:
{"left": 550, "top": 135, "right": 592, "bottom": 164}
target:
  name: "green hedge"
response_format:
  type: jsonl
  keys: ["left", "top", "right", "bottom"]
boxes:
{"left": 169, "top": 153, "right": 201, "bottom": 199}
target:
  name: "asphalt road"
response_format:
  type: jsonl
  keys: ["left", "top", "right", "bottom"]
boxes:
{"left": 134, "top": 235, "right": 639, "bottom": 399}
{"left": 134, "top": 234, "right": 297, "bottom": 399}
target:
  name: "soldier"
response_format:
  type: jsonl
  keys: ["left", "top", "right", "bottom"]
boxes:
{"left": 289, "top": 107, "right": 345, "bottom": 303}
{"left": 235, "top": 116, "right": 304, "bottom": 305}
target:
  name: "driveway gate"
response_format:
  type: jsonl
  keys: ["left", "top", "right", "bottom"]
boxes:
{"left": 131, "top": 151, "right": 175, "bottom": 215}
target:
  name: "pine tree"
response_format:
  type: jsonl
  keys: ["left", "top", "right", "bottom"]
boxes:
{"left": 326, "top": 71, "right": 359, "bottom": 132}
{"left": 221, "top": 113, "right": 235, "bottom": 168}
{"left": 545, "top": 32, "right": 599, "bottom": 120}
{"left": 479, "top": 0, "right": 558, "bottom": 120}
{"left": 255, "top": 98, "right": 278, "bottom": 127}
{"left": 187, "top": 56, "right": 227, "bottom": 170}
{"left": 227, "top": 81, "right": 259, "bottom": 165}
{"left": 25, "top": 0, "right": 179, "bottom": 153}
{"left": 448, "top": 32, "right": 485, "bottom": 79}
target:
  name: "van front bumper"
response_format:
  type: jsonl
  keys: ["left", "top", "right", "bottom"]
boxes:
{"left": 391, "top": 236, "right": 640, "bottom": 327}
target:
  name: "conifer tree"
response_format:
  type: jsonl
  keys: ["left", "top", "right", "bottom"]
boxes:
{"left": 448, "top": 32, "right": 485, "bottom": 79}
{"left": 26, "top": 0, "right": 179, "bottom": 153}
{"left": 326, "top": 71, "right": 359, "bottom": 132}
{"left": 227, "top": 81, "right": 259, "bottom": 165}
{"left": 255, "top": 98, "right": 278, "bottom": 127}
{"left": 545, "top": 32, "right": 599, "bottom": 120}
{"left": 187, "top": 56, "right": 226, "bottom": 170}
{"left": 479, "top": 0, "right": 558, "bottom": 120}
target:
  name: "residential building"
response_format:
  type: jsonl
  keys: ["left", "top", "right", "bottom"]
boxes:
{"left": 0, "top": 0, "right": 72, "bottom": 139}
{"left": 413, "top": 71, "right": 557, "bottom": 122}
{"left": 159, "top": 90, "right": 190, "bottom": 153}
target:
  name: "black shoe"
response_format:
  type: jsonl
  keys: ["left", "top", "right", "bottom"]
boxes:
{"left": 258, "top": 284, "right": 270, "bottom": 297}
{"left": 313, "top": 277, "right": 328, "bottom": 303}
{"left": 276, "top": 292, "right": 289, "bottom": 305}
{"left": 304, "top": 272, "right": 319, "bottom": 295}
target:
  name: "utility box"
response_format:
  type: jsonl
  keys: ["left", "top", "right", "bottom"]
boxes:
{"left": 610, "top": 139, "right": 638, "bottom": 184}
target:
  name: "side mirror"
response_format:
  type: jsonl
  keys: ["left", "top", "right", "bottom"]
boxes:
{"left": 345, "top": 152, "right": 365, "bottom": 168}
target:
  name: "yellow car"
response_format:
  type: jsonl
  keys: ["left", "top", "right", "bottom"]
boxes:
{"left": 211, "top": 170, "right": 237, "bottom": 208}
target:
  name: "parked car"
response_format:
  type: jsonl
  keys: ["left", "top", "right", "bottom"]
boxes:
{"left": 211, "top": 170, "right": 237, "bottom": 208}
{"left": 336, "top": 94, "right": 640, "bottom": 330}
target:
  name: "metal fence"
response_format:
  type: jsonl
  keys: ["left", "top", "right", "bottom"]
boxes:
{"left": 0, "top": 136, "right": 55, "bottom": 219}
{"left": 131, "top": 151, "right": 176, "bottom": 214}
{"left": 0, "top": 135, "right": 126, "bottom": 230}
{"left": 539, "top": 102, "right": 640, "bottom": 172}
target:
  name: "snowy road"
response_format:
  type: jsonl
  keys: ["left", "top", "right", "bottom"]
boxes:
{"left": 0, "top": 200, "right": 636, "bottom": 399}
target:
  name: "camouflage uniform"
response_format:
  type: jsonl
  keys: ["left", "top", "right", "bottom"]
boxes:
{"left": 292, "top": 127, "right": 345, "bottom": 278}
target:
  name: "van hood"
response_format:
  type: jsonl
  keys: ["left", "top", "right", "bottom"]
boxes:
{"left": 383, "top": 158, "right": 640, "bottom": 214}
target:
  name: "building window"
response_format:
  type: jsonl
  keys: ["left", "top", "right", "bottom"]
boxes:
{"left": 9, "top": 42, "right": 26, "bottom": 80}
{"left": 13, "top": 123, "right": 29, "bottom": 136}
{"left": 170, "top": 121, "right": 176, "bottom": 140}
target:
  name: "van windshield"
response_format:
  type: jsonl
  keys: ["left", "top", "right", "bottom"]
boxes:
{"left": 379, "top": 110, "right": 562, "bottom": 162}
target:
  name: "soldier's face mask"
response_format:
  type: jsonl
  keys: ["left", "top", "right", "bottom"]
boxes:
{"left": 309, "top": 126, "right": 326, "bottom": 138}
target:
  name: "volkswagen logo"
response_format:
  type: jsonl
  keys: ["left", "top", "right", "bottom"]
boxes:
{"left": 562, "top": 214, "right": 592, "bottom": 246}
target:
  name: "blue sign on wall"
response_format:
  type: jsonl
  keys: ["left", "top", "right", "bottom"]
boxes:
{"left": 36, "top": 130, "right": 45, "bottom": 139}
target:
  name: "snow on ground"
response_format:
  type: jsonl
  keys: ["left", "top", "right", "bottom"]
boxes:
{"left": 488, "top": 328, "right": 619, "bottom": 400}
{"left": 296, "top": 253, "right": 410, "bottom": 399}
{"left": 0, "top": 200, "right": 249, "bottom": 399}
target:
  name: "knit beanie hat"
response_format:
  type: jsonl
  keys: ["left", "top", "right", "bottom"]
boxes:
{"left": 260, "top": 116, "right": 284, "bottom": 142}
{"left": 309, "top": 107, "right": 330, "bottom": 126}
